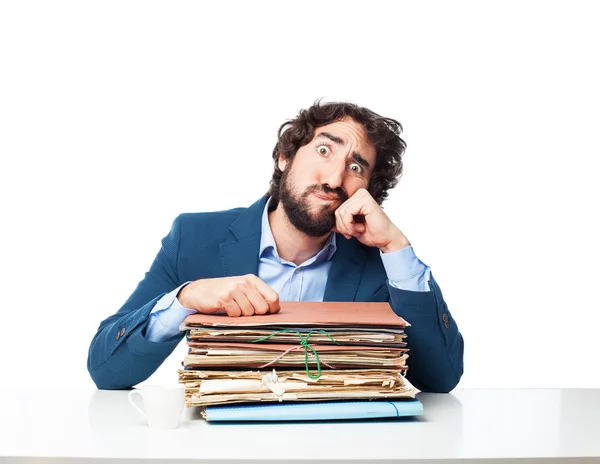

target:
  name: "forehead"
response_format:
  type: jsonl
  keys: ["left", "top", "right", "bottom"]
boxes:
{"left": 312, "top": 117, "right": 371, "bottom": 147}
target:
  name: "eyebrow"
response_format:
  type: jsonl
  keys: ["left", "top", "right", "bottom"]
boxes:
{"left": 317, "top": 132, "right": 371, "bottom": 170}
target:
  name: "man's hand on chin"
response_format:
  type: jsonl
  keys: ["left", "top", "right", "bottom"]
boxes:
{"left": 331, "top": 188, "right": 410, "bottom": 253}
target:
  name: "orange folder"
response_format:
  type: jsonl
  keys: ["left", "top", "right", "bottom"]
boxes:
{"left": 183, "top": 301, "right": 409, "bottom": 329}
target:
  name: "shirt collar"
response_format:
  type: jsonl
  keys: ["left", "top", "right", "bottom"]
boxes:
{"left": 259, "top": 197, "right": 337, "bottom": 261}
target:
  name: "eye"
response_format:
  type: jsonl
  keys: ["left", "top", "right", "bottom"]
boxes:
{"left": 349, "top": 162, "right": 363, "bottom": 175}
{"left": 317, "top": 144, "right": 331, "bottom": 156}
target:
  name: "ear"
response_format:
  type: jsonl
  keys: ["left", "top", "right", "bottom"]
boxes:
{"left": 277, "top": 154, "right": 288, "bottom": 172}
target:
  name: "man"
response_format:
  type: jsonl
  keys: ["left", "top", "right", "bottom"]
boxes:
{"left": 87, "top": 100, "right": 464, "bottom": 393}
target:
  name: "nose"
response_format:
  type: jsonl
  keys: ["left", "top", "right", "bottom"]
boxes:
{"left": 319, "top": 159, "right": 345, "bottom": 190}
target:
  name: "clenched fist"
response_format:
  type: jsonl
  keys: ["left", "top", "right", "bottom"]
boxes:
{"left": 333, "top": 188, "right": 410, "bottom": 253}
{"left": 177, "top": 274, "right": 280, "bottom": 317}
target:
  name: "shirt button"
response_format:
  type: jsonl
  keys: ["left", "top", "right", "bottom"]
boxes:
{"left": 295, "top": 268, "right": 301, "bottom": 273}
{"left": 442, "top": 314, "right": 449, "bottom": 323}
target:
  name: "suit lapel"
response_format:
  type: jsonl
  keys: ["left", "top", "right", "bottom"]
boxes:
{"left": 220, "top": 197, "right": 266, "bottom": 277}
{"left": 323, "top": 236, "right": 366, "bottom": 302}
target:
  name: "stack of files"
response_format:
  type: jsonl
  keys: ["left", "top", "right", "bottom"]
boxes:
{"left": 177, "top": 301, "right": 419, "bottom": 412}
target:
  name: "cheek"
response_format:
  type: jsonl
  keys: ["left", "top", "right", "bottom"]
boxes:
{"left": 344, "top": 177, "right": 369, "bottom": 195}
{"left": 287, "top": 168, "right": 315, "bottom": 193}
{"left": 294, "top": 164, "right": 319, "bottom": 184}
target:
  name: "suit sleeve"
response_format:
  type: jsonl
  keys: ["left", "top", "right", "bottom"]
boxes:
{"left": 387, "top": 273, "right": 464, "bottom": 393}
{"left": 87, "top": 216, "right": 186, "bottom": 390}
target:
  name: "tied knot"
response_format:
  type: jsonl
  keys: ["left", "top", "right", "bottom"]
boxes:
{"left": 251, "top": 329, "right": 339, "bottom": 379}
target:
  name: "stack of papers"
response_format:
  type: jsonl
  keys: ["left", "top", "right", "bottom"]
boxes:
{"left": 177, "top": 302, "right": 420, "bottom": 417}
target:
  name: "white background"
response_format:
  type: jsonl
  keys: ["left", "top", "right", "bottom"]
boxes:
{"left": 1, "top": 0, "right": 598, "bottom": 389}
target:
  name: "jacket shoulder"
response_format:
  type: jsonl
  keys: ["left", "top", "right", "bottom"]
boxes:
{"left": 174, "top": 206, "right": 247, "bottom": 239}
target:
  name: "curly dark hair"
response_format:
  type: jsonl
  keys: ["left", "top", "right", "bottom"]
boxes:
{"left": 267, "top": 99, "right": 406, "bottom": 207}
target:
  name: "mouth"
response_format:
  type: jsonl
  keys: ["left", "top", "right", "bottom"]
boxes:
{"left": 313, "top": 192, "right": 339, "bottom": 201}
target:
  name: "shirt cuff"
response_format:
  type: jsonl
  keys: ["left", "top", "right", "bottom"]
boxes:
{"left": 380, "top": 245, "right": 431, "bottom": 292}
{"left": 146, "top": 282, "right": 196, "bottom": 342}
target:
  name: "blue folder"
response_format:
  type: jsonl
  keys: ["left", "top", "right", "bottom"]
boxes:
{"left": 204, "top": 399, "right": 423, "bottom": 422}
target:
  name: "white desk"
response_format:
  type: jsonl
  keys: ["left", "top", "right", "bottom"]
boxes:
{"left": 0, "top": 388, "right": 598, "bottom": 463}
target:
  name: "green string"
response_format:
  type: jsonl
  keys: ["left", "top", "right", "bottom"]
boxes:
{"left": 250, "top": 329, "right": 340, "bottom": 379}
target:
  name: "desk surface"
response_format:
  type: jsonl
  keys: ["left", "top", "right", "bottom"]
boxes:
{"left": 1, "top": 387, "right": 599, "bottom": 463}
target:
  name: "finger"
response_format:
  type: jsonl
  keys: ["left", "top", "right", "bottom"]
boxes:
{"left": 354, "top": 222, "right": 366, "bottom": 234}
{"left": 235, "top": 277, "right": 266, "bottom": 315}
{"left": 267, "top": 301, "right": 281, "bottom": 314}
{"left": 341, "top": 199, "right": 369, "bottom": 237}
{"left": 232, "top": 288, "right": 255, "bottom": 316}
{"left": 244, "top": 285, "right": 270, "bottom": 315}
{"left": 334, "top": 208, "right": 350, "bottom": 237}
{"left": 335, "top": 207, "right": 355, "bottom": 239}
{"left": 219, "top": 293, "right": 242, "bottom": 317}
{"left": 247, "top": 275, "right": 280, "bottom": 313}
{"left": 341, "top": 207, "right": 359, "bottom": 235}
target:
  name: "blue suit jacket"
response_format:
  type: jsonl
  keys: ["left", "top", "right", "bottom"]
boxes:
{"left": 88, "top": 197, "right": 464, "bottom": 392}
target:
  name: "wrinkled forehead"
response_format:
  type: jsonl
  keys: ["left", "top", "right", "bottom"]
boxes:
{"left": 312, "top": 117, "right": 371, "bottom": 148}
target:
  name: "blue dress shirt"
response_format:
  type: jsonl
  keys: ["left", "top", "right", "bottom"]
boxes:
{"left": 146, "top": 199, "right": 431, "bottom": 342}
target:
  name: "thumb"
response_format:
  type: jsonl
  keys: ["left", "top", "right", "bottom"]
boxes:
{"left": 354, "top": 223, "right": 366, "bottom": 233}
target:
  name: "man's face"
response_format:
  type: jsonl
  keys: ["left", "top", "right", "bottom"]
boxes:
{"left": 278, "top": 117, "right": 376, "bottom": 237}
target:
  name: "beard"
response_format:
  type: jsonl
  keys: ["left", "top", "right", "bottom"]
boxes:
{"left": 279, "top": 167, "right": 348, "bottom": 238}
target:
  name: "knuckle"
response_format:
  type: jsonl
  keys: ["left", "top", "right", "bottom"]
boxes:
{"left": 237, "top": 280, "right": 251, "bottom": 292}
{"left": 218, "top": 294, "right": 233, "bottom": 305}
{"left": 255, "top": 303, "right": 268, "bottom": 314}
{"left": 227, "top": 281, "right": 238, "bottom": 291}
{"left": 243, "top": 274, "right": 256, "bottom": 283}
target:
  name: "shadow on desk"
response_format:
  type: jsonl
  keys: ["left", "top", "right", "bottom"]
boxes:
{"left": 413, "top": 392, "right": 464, "bottom": 453}
{"left": 87, "top": 389, "right": 463, "bottom": 431}
{"left": 417, "top": 391, "right": 464, "bottom": 419}
{"left": 87, "top": 390, "right": 147, "bottom": 436}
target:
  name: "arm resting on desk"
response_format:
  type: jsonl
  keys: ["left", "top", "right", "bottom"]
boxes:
{"left": 87, "top": 296, "right": 184, "bottom": 389}
{"left": 87, "top": 216, "right": 187, "bottom": 390}
{"left": 388, "top": 274, "right": 464, "bottom": 393}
